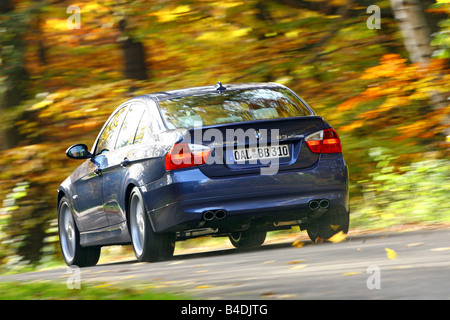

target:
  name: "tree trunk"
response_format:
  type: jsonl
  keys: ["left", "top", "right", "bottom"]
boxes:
{"left": 0, "top": 1, "right": 30, "bottom": 149}
{"left": 390, "top": 0, "right": 449, "bottom": 138}
{"left": 118, "top": 18, "right": 148, "bottom": 81}
{"left": 121, "top": 38, "right": 148, "bottom": 80}
{"left": 389, "top": 0, "right": 433, "bottom": 64}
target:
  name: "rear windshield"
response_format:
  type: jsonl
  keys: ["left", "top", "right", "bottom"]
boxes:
{"left": 157, "top": 88, "right": 312, "bottom": 128}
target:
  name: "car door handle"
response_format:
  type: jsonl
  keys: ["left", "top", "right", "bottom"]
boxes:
{"left": 120, "top": 158, "right": 131, "bottom": 167}
{"left": 94, "top": 167, "right": 103, "bottom": 176}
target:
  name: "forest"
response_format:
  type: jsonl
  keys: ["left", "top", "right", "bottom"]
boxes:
{"left": 0, "top": 0, "right": 448, "bottom": 271}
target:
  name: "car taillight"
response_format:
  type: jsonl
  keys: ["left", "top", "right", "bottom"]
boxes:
{"left": 305, "top": 128, "right": 342, "bottom": 154}
{"left": 165, "top": 143, "right": 211, "bottom": 170}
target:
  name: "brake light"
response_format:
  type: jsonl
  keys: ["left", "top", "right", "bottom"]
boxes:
{"left": 165, "top": 143, "right": 211, "bottom": 170}
{"left": 305, "top": 128, "right": 342, "bottom": 153}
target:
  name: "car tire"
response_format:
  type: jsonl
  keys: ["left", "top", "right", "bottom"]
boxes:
{"left": 306, "top": 207, "right": 349, "bottom": 243}
{"left": 229, "top": 230, "right": 267, "bottom": 249}
{"left": 58, "top": 197, "right": 101, "bottom": 267}
{"left": 129, "top": 187, "right": 175, "bottom": 262}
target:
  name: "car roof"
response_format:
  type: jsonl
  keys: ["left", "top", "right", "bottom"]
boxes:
{"left": 142, "top": 82, "right": 287, "bottom": 102}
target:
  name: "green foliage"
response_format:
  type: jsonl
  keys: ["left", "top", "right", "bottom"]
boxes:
{"left": 430, "top": 1, "right": 450, "bottom": 59}
{"left": 351, "top": 148, "right": 450, "bottom": 229}
{"left": 0, "top": 281, "right": 189, "bottom": 300}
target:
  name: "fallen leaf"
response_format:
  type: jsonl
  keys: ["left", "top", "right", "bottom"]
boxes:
{"left": 330, "top": 224, "right": 341, "bottom": 231}
{"left": 328, "top": 231, "right": 347, "bottom": 243}
{"left": 195, "top": 285, "right": 212, "bottom": 289}
{"left": 342, "top": 272, "right": 361, "bottom": 276}
{"left": 385, "top": 248, "right": 397, "bottom": 260}
{"left": 287, "top": 260, "right": 305, "bottom": 264}
{"left": 292, "top": 240, "right": 305, "bottom": 248}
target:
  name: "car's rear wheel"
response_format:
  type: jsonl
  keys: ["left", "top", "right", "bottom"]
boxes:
{"left": 306, "top": 207, "right": 349, "bottom": 243}
{"left": 58, "top": 197, "right": 101, "bottom": 267}
{"left": 129, "top": 187, "right": 175, "bottom": 262}
{"left": 229, "top": 230, "right": 266, "bottom": 249}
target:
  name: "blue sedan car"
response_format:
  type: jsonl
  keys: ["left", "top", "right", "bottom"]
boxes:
{"left": 58, "top": 82, "right": 349, "bottom": 267}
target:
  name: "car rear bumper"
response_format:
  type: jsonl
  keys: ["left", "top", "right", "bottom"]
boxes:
{"left": 141, "top": 154, "right": 349, "bottom": 233}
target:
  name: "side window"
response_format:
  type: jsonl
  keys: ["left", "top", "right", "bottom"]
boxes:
{"left": 134, "top": 109, "right": 150, "bottom": 144}
{"left": 95, "top": 106, "right": 128, "bottom": 156}
{"left": 115, "top": 104, "right": 145, "bottom": 149}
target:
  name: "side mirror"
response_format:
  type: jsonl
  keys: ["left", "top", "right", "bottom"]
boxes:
{"left": 66, "top": 144, "right": 92, "bottom": 160}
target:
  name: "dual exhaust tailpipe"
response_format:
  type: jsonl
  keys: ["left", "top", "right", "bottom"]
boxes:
{"left": 202, "top": 209, "right": 227, "bottom": 221}
{"left": 308, "top": 199, "right": 330, "bottom": 210}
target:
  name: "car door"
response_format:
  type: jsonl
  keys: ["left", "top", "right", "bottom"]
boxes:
{"left": 71, "top": 158, "right": 108, "bottom": 231}
{"left": 101, "top": 102, "right": 147, "bottom": 226}
{"left": 74, "top": 105, "right": 129, "bottom": 230}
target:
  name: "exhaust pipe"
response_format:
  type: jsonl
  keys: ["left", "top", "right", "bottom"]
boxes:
{"left": 319, "top": 199, "right": 330, "bottom": 209}
{"left": 202, "top": 209, "right": 228, "bottom": 221}
{"left": 308, "top": 199, "right": 330, "bottom": 210}
{"left": 203, "top": 210, "right": 215, "bottom": 221}
{"left": 214, "top": 209, "right": 227, "bottom": 220}
{"left": 308, "top": 200, "right": 320, "bottom": 210}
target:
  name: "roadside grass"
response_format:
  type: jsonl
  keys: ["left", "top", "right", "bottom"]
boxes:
{"left": 0, "top": 281, "right": 190, "bottom": 300}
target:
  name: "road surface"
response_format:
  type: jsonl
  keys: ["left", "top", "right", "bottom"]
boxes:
{"left": 1, "top": 228, "right": 449, "bottom": 300}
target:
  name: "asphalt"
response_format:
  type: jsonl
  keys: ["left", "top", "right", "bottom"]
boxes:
{"left": 1, "top": 227, "right": 449, "bottom": 300}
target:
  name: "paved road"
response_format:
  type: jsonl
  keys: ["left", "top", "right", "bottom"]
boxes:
{"left": 1, "top": 228, "right": 450, "bottom": 299}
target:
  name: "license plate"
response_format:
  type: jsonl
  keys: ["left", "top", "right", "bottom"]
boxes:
{"left": 233, "top": 145, "right": 290, "bottom": 163}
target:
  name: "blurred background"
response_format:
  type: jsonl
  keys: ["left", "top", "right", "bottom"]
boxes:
{"left": 0, "top": 0, "right": 448, "bottom": 272}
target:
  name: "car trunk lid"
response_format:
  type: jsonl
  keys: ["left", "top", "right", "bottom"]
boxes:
{"left": 182, "top": 116, "right": 325, "bottom": 177}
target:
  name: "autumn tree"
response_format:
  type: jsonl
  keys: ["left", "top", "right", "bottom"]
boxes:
{"left": 0, "top": 0, "right": 31, "bottom": 149}
{"left": 0, "top": 0, "right": 448, "bottom": 268}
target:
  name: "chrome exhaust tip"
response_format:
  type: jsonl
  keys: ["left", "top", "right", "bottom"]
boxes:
{"left": 308, "top": 200, "right": 320, "bottom": 210}
{"left": 202, "top": 210, "right": 215, "bottom": 221}
{"left": 214, "top": 209, "right": 227, "bottom": 220}
{"left": 319, "top": 199, "right": 330, "bottom": 209}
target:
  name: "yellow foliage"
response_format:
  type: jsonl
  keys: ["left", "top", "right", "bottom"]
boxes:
{"left": 29, "top": 99, "right": 53, "bottom": 111}
{"left": 340, "top": 120, "right": 363, "bottom": 132}
{"left": 44, "top": 19, "right": 68, "bottom": 31}
{"left": 153, "top": 5, "right": 191, "bottom": 22}
{"left": 329, "top": 0, "right": 351, "bottom": 6}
